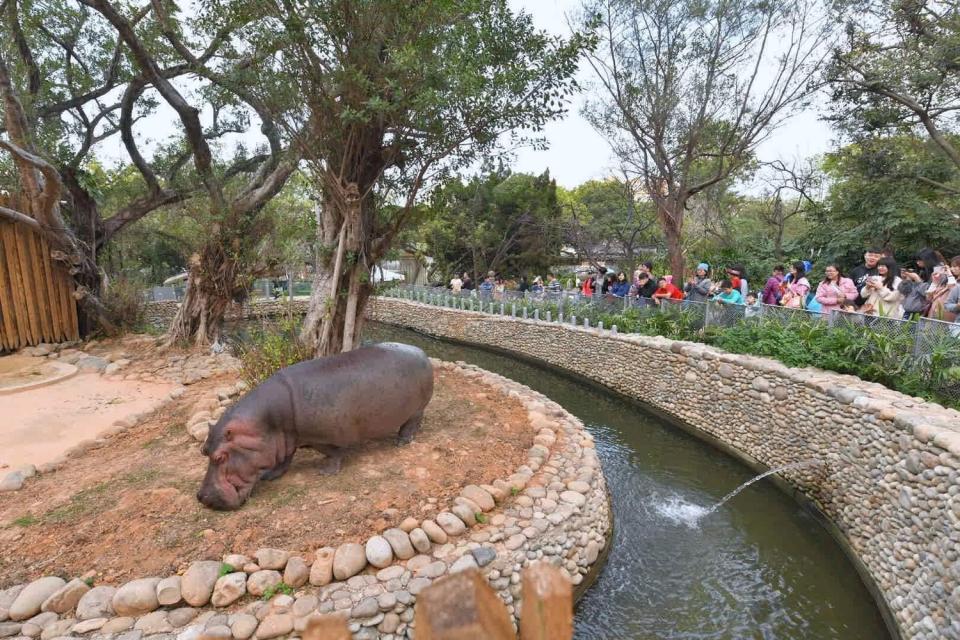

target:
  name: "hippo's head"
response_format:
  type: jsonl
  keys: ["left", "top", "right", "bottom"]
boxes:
{"left": 197, "top": 412, "right": 274, "bottom": 510}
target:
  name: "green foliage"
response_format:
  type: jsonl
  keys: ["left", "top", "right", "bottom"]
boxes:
{"left": 100, "top": 276, "right": 148, "bottom": 334}
{"left": 235, "top": 319, "right": 312, "bottom": 387}
{"left": 422, "top": 166, "right": 564, "bottom": 281}
{"left": 12, "top": 515, "right": 38, "bottom": 527}
{"left": 475, "top": 512, "right": 487, "bottom": 524}
{"left": 218, "top": 563, "right": 236, "bottom": 578}
{"left": 261, "top": 582, "right": 295, "bottom": 600}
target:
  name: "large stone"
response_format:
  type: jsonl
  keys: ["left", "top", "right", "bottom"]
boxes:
{"left": 254, "top": 614, "right": 292, "bottom": 640}
{"left": 365, "top": 536, "right": 393, "bottom": 569}
{"left": 435, "top": 512, "right": 466, "bottom": 537}
{"left": 332, "top": 544, "right": 366, "bottom": 581}
{"left": 134, "top": 611, "right": 173, "bottom": 634}
{"left": 0, "top": 585, "right": 25, "bottom": 621}
{"left": 112, "top": 578, "right": 161, "bottom": 616}
{"left": 420, "top": 520, "right": 447, "bottom": 544}
{"left": 309, "top": 548, "right": 334, "bottom": 587}
{"left": 245, "top": 571, "right": 281, "bottom": 598}
{"left": 460, "top": 486, "right": 495, "bottom": 512}
{"left": 282, "top": 557, "right": 308, "bottom": 588}
{"left": 156, "top": 576, "right": 182, "bottom": 607}
{"left": 40, "top": 579, "right": 89, "bottom": 614}
{"left": 39, "top": 617, "right": 76, "bottom": 640}
{"left": 100, "top": 617, "right": 135, "bottom": 633}
{"left": 0, "top": 472, "right": 24, "bottom": 492}
{"left": 559, "top": 491, "right": 586, "bottom": 507}
{"left": 9, "top": 578, "right": 66, "bottom": 621}
{"left": 254, "top": 549, "right": 289, "bottom": 571}
{"left": 451, "top": 503, "right": 477, "bottom": 527}
{"left": 168, "top": 607, "right": 199, "bottom": 628}
{"left": 381, "top": 529, "right": 415, "bottom": 560}
{"left": 181, "top": 561, "right": 221, "bottom": 607}
{"left": 0, "top": 622, "right": 20, "bottom": 638}
{"left": 409, "top": 528, "right": 431, "bottom": 554}
{"left": 351, "top": 598, "right": 378, "bottom": 619}
{"left": 76, "top": 356, "right": 109, "bottom": 373}
{"left": 75, "top": 587, "right": 116, "bottom": 620}
{"left": 71, "top": 617, "right": 108, "bottom": 634}
{"left": 229, "top": 613, "right": 258, "bottom": 640}
{"left": 211, "top": 573, "right": 246, "bottom": 608}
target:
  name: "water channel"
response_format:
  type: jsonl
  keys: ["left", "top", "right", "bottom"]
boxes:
{"left": 362, "top": 322, "right": 890, "bottom": 640}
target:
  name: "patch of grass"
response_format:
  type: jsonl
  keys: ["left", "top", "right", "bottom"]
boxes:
{"left": 475, "top": 512, "right": 487, "bottom": 524}
{"left": 263, "top": 484, "right": 308, "bottom": 507}
{"left": 219, "top": 563, "right": 236, "bottom": 577}
{"left": 510, "top": 486, "right": 520, "bottom": 497}
{"left": 261, "top": 582, "right": 294, "bottom": 600}
{"left": 83, "top": 577, "right": 94, "bottom": 587}
{"left": 120, "top": 468, "right": 164, "bottom": 486}
{"left": 45, "top": 482, "right": 112, "bottom": 524}
{"left": 12, "top": 514, "right": 38, "bottom": 527}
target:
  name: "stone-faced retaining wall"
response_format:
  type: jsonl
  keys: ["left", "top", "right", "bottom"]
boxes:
{"left": 144, "top": 301, "right": 309, "bottom": 331}
{"left": 0, "top": 359, "right": 610, "bottom": 640}
{"left": 368, "top": 297, "right": 960, "bottom": 640}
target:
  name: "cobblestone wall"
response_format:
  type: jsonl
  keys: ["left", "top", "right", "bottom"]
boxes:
{"left": 368, "top": 297, "right": 960, "bottom": 640}
{"left": 144, "top": 300, "right": 309, "bottom": 330}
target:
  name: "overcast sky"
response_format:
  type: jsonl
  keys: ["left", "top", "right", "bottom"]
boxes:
{"left": 509, "top": 0, "right": 837, "bottom": 189}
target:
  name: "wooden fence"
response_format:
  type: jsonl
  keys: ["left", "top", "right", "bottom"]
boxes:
{"left": 0, "top": 194, "right": 79, "bottom": 351}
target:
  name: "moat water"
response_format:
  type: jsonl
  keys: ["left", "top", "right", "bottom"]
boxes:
{"left": 363, "top": 322, "right": 890, "bottom": 640}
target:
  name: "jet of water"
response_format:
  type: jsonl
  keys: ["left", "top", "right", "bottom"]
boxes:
{"left": 704, "top": 459, "right": 826, "bottom": 516}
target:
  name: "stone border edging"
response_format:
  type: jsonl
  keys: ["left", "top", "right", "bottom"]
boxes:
{"left": 367, "top": 296, "right": 960, "bottom": 640}
{"left": 0, "top": 358, "right": 611, "bottom": 640}
{"left": 0, "top": 361, "right": 78, "bottom": 396}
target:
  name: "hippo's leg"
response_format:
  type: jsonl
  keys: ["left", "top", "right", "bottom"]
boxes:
{"left": 317, "top": 446, "right": 344, "bottom": 476}
{"left": 260, "top": 454, "right": 293, "bottom": 481}
{"left": 397, "top": 411, "right": 424, "bottom": 446}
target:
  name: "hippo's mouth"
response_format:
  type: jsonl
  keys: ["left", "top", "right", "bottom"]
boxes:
{"left": 198, "top": 469, "right": 255, "bottom": 511}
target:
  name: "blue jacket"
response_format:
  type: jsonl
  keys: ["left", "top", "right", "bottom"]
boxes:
{"left": 611, "top": 281, "right": 631, "bottom": 297}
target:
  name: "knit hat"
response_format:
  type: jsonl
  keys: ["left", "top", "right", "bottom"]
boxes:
{"left": 664, "top": 275, "right": 674, "bottom": 284}
{"left": 696, "top": 262, "right": 709, "bottom": 272}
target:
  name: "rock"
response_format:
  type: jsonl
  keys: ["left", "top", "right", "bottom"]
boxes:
{"left": 168, "top": 607, "right": 199, "bottom": 628}
{"left": 76, "top": 356, "right": 109, "bottom": 373}
{"left": 420, "top": 520, "right": 448, "bottom": 544}
{"left": 449, "top": 555, "right": 477, "bottom": 574}
{"left": 415, "top": 562, "right": 446, "bottom": 579}
{"left": 470, "top": 547, "right": 497, "bottom": 567}
{"left": 399, "top": 517, "right": 419, "bottom": 533}
{"left": 156, "top": 576, "right": 182, "bottom": 607}
{"left": 75, "top": 587, "right": 116, "bottom": 620}
{"left": 309, "top": 548, "right": 334, "bottom": 587}
{"left": 461, "top": 486, "right": 495, "bottom": 511}
{"left": 407, "top": 578, "right": 432, "bottom": 596}
{"left": 565, "top": 480, "right": 590, "bottom": 494}
{"left": 253, "top": 614, "right": 292, "bottom": 640}
{"left": 333, "top": 544, "right": 367, "bottom": 581}
{"left": 451, "top": 504, "right": 476, "bottom": 527}
{"left": 100, "top": 617, "right": 135, "bottom": 633}
{"left": 559, "top": 491, "right": 586, "bottom": 507}
{"left": 351, "top": 597, "right": 378, "bottom": 619}
{"left": 381, "top": 529, "right": 415, "bottom": 560}
{"left": 211, "top": 574, "right": 246, "bottom": 608}
{"left": 505, "top": 534, "right": 526, "bottom": 551}
{"left": 40, "top": 579, "right": 89, "bottom": 614}
{"left": 71, "top": 618, "right": 107, "bottom": 634}
{"left": 39, "top": 617, "right": 76, "bottom": 640}
{"left": 435, "top": 512, "right": 466, "bottom": 537}
{"left": 0, "top": 472, "right": 24, "bottom": 492}
{"left": 181, "top": 561, "right": 221, "bottom": 607}
{"left": 254, "top": 549, "right": 289, "bottom": 571}
{"left": 229, "top": 613, "right": 258, "bottom": 640}
{"left": 409, "top": 528, "right": 431, "bottom": 554}
{"left": 379, "top": 612, "right": 400, "bottom": 634}
{"left": 291, "top": 596, "right": 317, "bottom": 618}
{"left": 245, "top": 571, "right": 281, "bottom": 598}
{"left": 365, "top": 536, "right": 393, "bottom": 569}
{"left": 9, "top": 578, "right": 67, "bottom": 621}
{"left": 112, "top": 578, "right": 161, "bottom": 616}
{"left": 0, "top": 622, "right": 21, "bottom": 638}
{"left": 222, "top": 555, "right": 250, "bottom": 570}
{"left": 134, "top": 611, "right": 172, "bottom": 634}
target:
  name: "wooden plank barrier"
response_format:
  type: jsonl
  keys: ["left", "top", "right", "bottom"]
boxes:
{"left": 0, "top": 193, "right": 79, "bottom": 351}
{"left": 265, "top": 563, "right": 573, "bottom": 640}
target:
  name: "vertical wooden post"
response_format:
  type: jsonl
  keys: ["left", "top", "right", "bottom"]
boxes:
{"left": 519, "top": 563, "right": 573, "bottom": 640}
{"left": 414, "top": 569, "right": 515, "bottom": 640}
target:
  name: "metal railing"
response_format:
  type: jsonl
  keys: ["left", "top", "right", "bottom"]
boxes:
{"left": 383, "top": 284, "right": 960, "bottom": 407}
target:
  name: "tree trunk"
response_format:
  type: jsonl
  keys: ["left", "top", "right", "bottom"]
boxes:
{"left": 656, "top": 198, "right": 686, "bottom": 280}
{"left": 163, "top": 237, "right": 243, "bottom": 347}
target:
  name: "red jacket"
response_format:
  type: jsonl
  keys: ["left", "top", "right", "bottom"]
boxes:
{"left": 654, "top": 284, "right": 683, "bottom": 300}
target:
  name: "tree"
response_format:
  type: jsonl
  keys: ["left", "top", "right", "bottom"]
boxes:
{"left": 423, "top": 167, "right": 564, "bottom": 282}
{"left": 805, "top": 134, "right": 960, "bottom": 266}
{"left": 828, "top": 0, "right": 960, "bottom": 192}
{"left": 247, "top": 0, "right": 588, "bottom": 356}
{"left": 581, "top": 0, "right": 834, "bottom": 279}
{"left": 76, "top": 0, "right": 302, "bottom": 346}
{"left": 559, "top": 175, "right": 658, "bottom": 270}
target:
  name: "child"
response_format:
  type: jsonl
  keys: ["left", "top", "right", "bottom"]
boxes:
{"left": 652, "top": 275, "right": 684, "bottom": 304}
{"left": 744, "top": 292, "right": 761, "bottom": 317}
{"left": 714, "top": 279, "right": 744, "bottom": 305}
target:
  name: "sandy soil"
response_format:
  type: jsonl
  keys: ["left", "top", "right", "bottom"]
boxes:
{"left": 0, "top": 371, "right": 173, "bottom": 471}
{"left": 0, "top": 366, "right": 532, "bottom": 587}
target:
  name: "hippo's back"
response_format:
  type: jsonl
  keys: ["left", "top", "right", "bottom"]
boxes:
{"left": 274, "top": 342, "right": 433, "bottom": 447}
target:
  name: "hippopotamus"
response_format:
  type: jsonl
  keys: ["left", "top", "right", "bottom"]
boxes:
{"left": 197, "top": 342, "right": 433, "bottom": 510}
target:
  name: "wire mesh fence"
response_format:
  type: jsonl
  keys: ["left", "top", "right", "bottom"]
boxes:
{"left": 384, "top": 284, "right": 960, "bottom": 407}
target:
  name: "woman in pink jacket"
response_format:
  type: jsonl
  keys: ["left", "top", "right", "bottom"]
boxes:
{"left": 815, "top": 263, "right": 858, "bottom": 315}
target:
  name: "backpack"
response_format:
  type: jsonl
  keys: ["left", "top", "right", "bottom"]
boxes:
{"left": 899, "top": 281, "right": 930, "bottom": 316}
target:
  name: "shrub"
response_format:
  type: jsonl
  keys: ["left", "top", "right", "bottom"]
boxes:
{"left": 101, "top": 276, "right": 148, "bottom": 333}
{"left": 233, "top": 318, "right": 312, "bottom": 387}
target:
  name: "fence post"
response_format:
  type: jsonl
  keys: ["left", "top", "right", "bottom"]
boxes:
{"left": 534, "top": 309, "right": 540, "bottom": 321}
{"left": 500, "top": 302, "right": 505, "bottom": 315}
{"left": 546, "top": 310, "right": 551, "bottom": 322}
{"left": 519, "top": 562, "right": 573, "bottom": 640}
{"left": 571, "top": 315, "right": 576, "bottom": 326}
{"left": 584, "top": 317, "right": 590, "bottom": 329}
{"left": 512, "top": 303, "right": 516, "bottom": 317}
{"left": 597, "top": 320, "right": 604, "bottom": 332}
{"left": 611, "top": 325, "right": 618, "bottom": 335}
{"left": 414, "top": 570, "right": 514, "bottom": 640}
{"left": 523, "top": 307, "right": 528, "bottom": 319}
{"left": 558, "top": 312, "right": 564, "bottom": 323}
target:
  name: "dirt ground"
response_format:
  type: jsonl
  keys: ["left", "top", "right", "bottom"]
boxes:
{"left": 0, "top": 372, "right": 173, "bottom": 470}
{"left": 0, "top": 366, "right": 532, "bottom": 587}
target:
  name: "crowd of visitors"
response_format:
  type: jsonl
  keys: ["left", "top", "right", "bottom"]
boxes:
{"left": 446, "top": 246, "right": 960, "bottom": 323}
